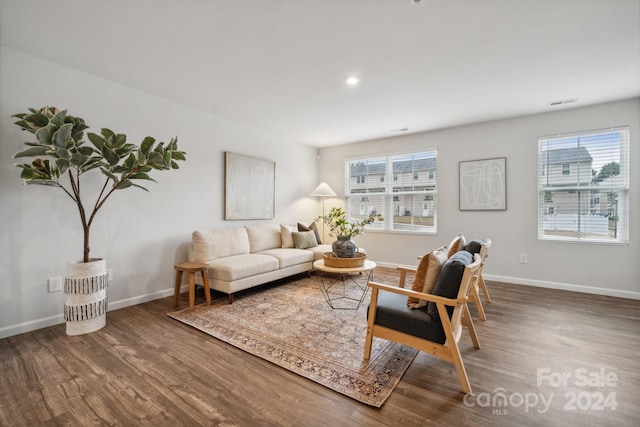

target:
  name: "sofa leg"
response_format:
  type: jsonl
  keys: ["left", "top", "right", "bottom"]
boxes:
{"left": 228, "top": 293, "right": 233, "bottom": 304}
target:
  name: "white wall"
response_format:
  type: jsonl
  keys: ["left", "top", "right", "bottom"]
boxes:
{"left": 318, "top": 98, "right": 640, "bottom": 299}
{"left": 0, "top": 47, "right": 319, "bottom": 338}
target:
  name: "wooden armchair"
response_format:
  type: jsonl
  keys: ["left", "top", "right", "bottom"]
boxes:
{"left": 467, "top": 239, "right": 491, "bottom": 320}
{"left": 399, "top": 238, "right": 491, "bottom": 320}
{"left": 364, "top": 252, "right": 482, "bottom": 394}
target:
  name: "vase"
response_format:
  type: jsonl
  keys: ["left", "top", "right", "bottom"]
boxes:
{"left": 64, "top": 258, "right": 108, "bottom": 336}
{"left": 332, "top": 235, "right": 357, "bottom": 258}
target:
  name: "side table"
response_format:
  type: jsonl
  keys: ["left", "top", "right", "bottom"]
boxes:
{"left": 313, "top": 259, "right": 376, "bottom": 310}
{"left": 174, "top": 261, "right": 212, "bottom": 311}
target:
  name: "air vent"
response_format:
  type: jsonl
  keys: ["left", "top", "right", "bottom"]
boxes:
{"left": 549, "top": 98, "right": 579, "bottom": 106}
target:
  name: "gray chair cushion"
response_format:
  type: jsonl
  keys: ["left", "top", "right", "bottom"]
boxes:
{"left": 369, "top": 291, "right": 447, "bottom": 344}
{"left": 464, "top": 239, "right": 484, "bottom": 256}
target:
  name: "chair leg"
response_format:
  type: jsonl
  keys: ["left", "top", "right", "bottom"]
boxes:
{"left": 450, "top": 340, "right": 473, "bottom": 394}
{"left": 364, "top": 288, "right": 379, "bottom": 360}
{"left": 478, "top": 274, "right": 491, "bottom": 303}
{"left": 462, "top": 305, "right": 481, "bottom": 349}
{"left": 470, "top": 284, "right": 487, "bottom": 321}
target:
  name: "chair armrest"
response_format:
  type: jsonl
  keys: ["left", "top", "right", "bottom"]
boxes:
{"left": 367, "top": 281, "right": 467, "bottom": 307}
{"left": 396, "top": 266, "right": 417, "bottom": 274}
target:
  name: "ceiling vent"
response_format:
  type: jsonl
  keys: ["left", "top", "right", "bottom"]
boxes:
{"left": 549, "top": 98, "right": 579, "bottom": 106}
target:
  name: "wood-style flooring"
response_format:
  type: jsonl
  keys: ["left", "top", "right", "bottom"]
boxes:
{"left": 1, "top": 271, "right": 639, "bottom": 426}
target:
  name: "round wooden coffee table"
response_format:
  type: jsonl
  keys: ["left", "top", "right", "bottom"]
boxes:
{"left": 313, "top": 259, "right": 376, "bottom": 310}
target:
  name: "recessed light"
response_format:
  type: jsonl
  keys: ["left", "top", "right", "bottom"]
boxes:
{"left": 346, "top": 76, "right": 360, "bottom": 86}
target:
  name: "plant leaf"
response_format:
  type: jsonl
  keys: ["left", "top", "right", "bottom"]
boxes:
{"left": 101, "top": 128, "right": 116, "bottom": 142}
{"left": 50, "top": 109, "right": 67, "bottom": 127}
{"left": 53, "top": 123, "right": 73, "bottom": 148}
{"left": 88, "top": 132, "right": 107, "bottom": 150}
{"left": 55, "top": 147, "right": 71, "bottom": 159}
{"left": 14, "top": 146, "right": 49, "bottom": 158}
{"left": 101, "top": 145, "right": 120, "bottom": 166}
{"left": 113, "top": 133, "right": 127, "bottom": 147}
{"left": 140, "top": 137, "right": 155, "bottom": 156}
{"left": 35, "top": 124, "right": 56, "bottom": 145}
{"left": 55, "top": 158, "right": 70, "bottom": 175}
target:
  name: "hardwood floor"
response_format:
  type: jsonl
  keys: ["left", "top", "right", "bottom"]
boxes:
{"left": 1, "top": 272, "right": 639, "bottom": 426}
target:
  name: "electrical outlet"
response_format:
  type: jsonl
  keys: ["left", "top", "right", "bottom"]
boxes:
{"left": 107, "top": 269, "right": 113, "bottom": 282}
{"left": 519, "top": 254, "right": 528, "bottom": 264}
{"left": 48, "top": 276, "right": 63, "bottom": 292}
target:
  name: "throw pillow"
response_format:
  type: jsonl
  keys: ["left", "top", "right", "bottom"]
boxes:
{"left": 407, "top": 247, "right": 448, "bottom": 309}
{"left": 292, "top": 230, "right": 318, "bottom": 249}
{"left": 280, "top": 224, "right": 297, "bottom": 248}
{"left": 464, "top": 239, "right": 484, "bottom": 256}
{"left": 297, "top": 221, "right": 322, "bottom": 244}
{"left": 426, "top": 251, "right": 473, "bottom": 322}
{"left": 446, "top": 233, "right": 467, "bottom": 258}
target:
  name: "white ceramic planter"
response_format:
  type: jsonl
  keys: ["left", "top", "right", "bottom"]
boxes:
{"left": 64, "top": 258, "right": 108, "bottom": 335}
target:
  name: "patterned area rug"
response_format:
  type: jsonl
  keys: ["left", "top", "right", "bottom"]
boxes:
{"left": 168, "top": 271, "right": 418, "bottom": 407}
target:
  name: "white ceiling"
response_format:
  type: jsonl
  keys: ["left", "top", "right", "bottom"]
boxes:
{"left": 2, "top": 0, "right": 639, "bottom": 147}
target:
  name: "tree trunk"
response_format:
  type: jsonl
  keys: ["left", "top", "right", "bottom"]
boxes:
{"left": 83, "top": 225, "right": 90, "bottom": 263}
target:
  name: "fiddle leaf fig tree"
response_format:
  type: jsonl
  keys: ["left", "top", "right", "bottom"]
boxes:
{"left": 13, "top": 106, "right": 186, "bottom": 263}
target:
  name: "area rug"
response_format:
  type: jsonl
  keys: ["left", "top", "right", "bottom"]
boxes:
{"left": 168, "top": 272, "right": 418, "bottom": 407}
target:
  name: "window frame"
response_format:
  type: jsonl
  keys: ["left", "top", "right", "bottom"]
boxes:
{"left": 345, "top": 150, "right": 438, "bottom": 235}
{"left": 537, "top": 127, "right": 630, "bottom": 245}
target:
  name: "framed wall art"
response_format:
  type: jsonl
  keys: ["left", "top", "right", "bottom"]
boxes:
{"left": 459, "top": 157, "right": 506, "bottom": 211}
{"left": 225, "top": 152, "right": 275, "bottom": 220}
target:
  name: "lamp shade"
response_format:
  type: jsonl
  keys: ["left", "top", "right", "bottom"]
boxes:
{"left": 310, "top": 182, "right": 337, "bottom": 197}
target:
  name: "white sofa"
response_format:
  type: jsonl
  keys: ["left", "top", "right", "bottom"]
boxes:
{"left": 187, "top": 224, "right": 332, "bottom": 303}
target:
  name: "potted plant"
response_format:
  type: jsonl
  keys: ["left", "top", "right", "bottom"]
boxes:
{"left": 323, "top": 206, "right": 382, "bottom": 257}
{"left": 12, "top": 106, "right": 186, "bottom": 335}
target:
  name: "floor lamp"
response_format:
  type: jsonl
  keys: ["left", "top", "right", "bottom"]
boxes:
{"left": 310, "top": 182, "right": 337, "bottom": 243}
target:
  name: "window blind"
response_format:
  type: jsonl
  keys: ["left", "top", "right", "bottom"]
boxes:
{"left": 537, "top": 127, "right": 629, "bottom": 243}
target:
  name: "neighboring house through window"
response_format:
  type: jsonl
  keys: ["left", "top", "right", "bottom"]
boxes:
{"left": 345, "top": 151, "right": 437, "bottom": 233}
{"left": 538, "top": 127, "right": 629, "bottom": 243}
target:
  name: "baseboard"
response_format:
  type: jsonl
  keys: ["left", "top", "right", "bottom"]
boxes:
{"left": 0, "top": 287, "right": 178, "bottom": 340}
{"left": 375, "top": 261, "right": 640, "bottom": 300}
{"left": 483, "top": 274, "right": 640, "bottom": 300}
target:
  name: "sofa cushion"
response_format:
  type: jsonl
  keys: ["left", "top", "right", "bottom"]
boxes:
{"left": 280, "top": 224, "right": 297, "bottom": 248}
{"left": 407, "top": 247, "right": 448, "bottom": 309}
{"left": 245, "top": 225, "right": 281, "bottom": 253}
{"left": 427, "top": 251, "right": 473, "bottom": 321}
{"left": 192, "top": 227, "right": 250, "bottom": 262}
{"left": 297, "top": 221, "right": 322, "bottom": 244}
{"left": 306, "top": 244, "right": 334, "bottom": 261}
{"left": 259, "top": 248, "right": 314, "bottom": 268}
{"left": 446, "top": 233, "right": 467, "bottom": 258}
{"left": 292, "top": 230, "right": 318, "bottom": 249}
{"left": 206, "top": 253, "right": 279, "bottom": 282}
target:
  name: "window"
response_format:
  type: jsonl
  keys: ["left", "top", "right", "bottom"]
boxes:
{"left": 345, "top": 151, "right": 437, "bottom": 233}
{"left": 538, "top": 127, "right": 629, "bottom": 243}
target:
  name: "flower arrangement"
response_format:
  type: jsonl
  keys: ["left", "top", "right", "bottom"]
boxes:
{"left": 323, "top": 206, "right": 383, "bottom": 238}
